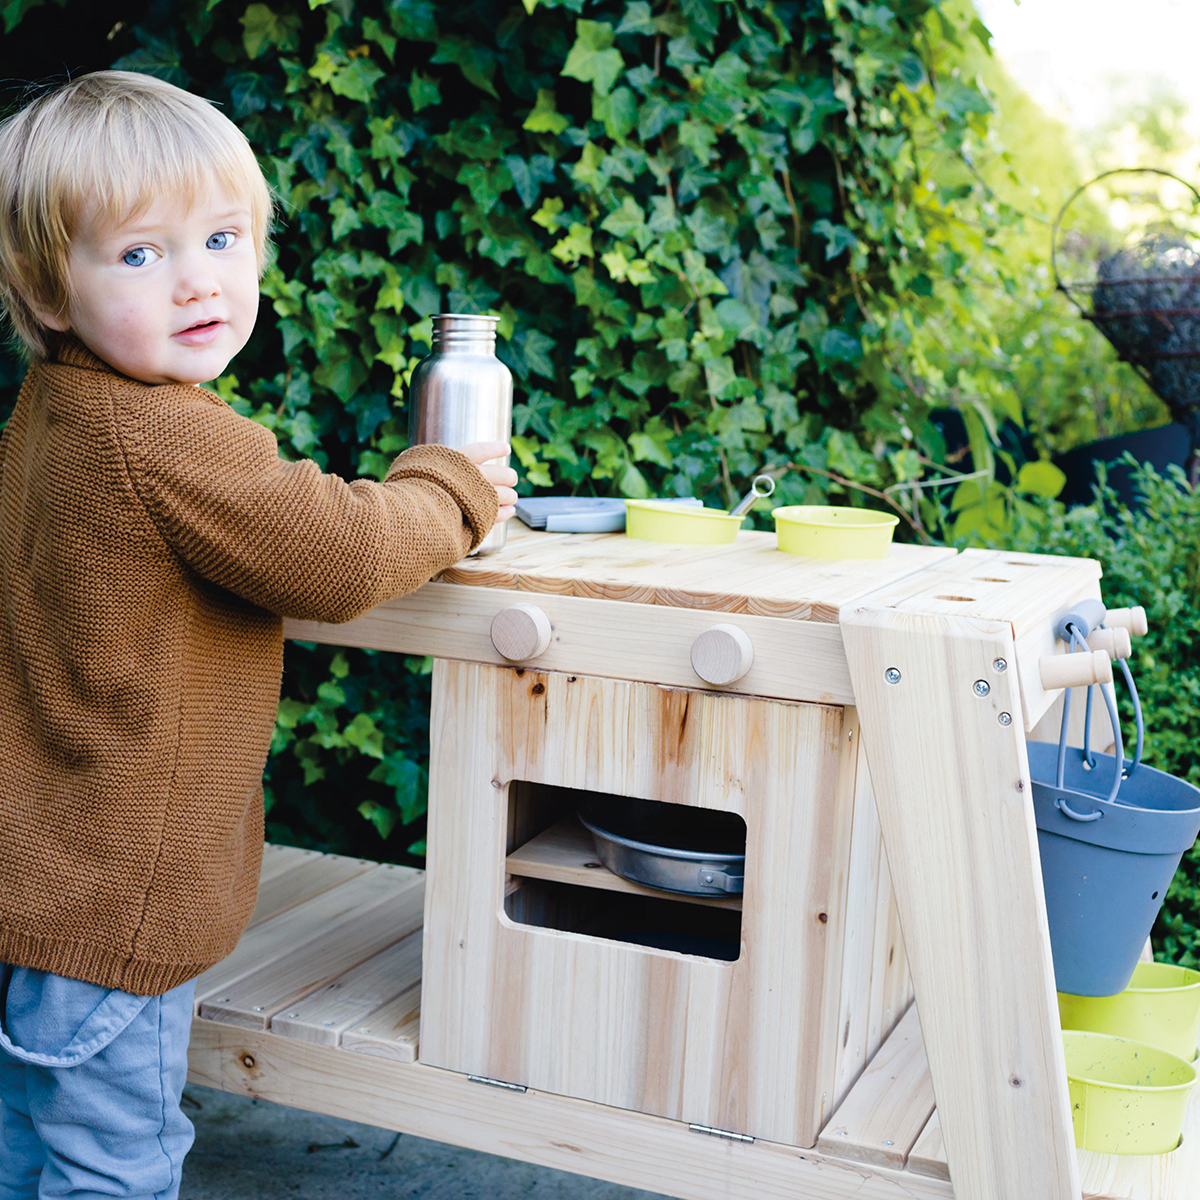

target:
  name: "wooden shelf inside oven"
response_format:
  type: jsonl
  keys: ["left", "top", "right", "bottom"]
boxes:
{"left": 505, "top": 816, "right": 743, "bottom": 912}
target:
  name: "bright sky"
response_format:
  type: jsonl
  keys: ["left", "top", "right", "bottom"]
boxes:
{"left": 974, "top": 0, "right": 1200, "bottom": 130}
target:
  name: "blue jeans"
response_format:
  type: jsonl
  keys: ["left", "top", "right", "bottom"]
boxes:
{"left": 0, "top": 963, "right": 195, "bottom": 1200}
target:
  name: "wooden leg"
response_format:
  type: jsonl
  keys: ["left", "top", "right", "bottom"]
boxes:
{"left": 841, "top": 608, "right": 1080, "bottom": 1200}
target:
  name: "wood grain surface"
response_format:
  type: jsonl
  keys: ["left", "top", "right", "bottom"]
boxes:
{"left": 841, "top": 607, "right": 1080, "bottom": 1200}
{"left": 440, "top": 521, "right": 954, "bottom": 622}
{"left": 420, "top": 660, "right": 862, "bottom": 1148}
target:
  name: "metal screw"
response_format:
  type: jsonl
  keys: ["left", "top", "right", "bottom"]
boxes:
{"left": 360, "top": 1029, "right": 370, "bottom": 1034}
{"left": 998, "top": 712, "right": 1012, "bottom": 726}
{"left": 252, "top": 1006, "right": 264, "bottom": 1012}
{"left": 884, "top": 1140, "right": 895, "bottom": 1147}
{"left": 993, "top": 657, "right": 1008, "bottom": 673}
{"left": 973, "top": 679, "right": 991, "bottom": 697}
{"left": 885, "top": 667, "right": 902, "bottom": 685}
{"left": 324, "top": 1021, "right": 335, "bottom": 1026}
{"left": 286, "top": 1013, "right": 299, "bottom": 1018}
{"left": 703, "top": 873, "right": 714, "bottom": 884}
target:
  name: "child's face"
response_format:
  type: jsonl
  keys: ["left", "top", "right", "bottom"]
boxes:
{"left": 40, "top": 185, "right": 259, "bottom": 385}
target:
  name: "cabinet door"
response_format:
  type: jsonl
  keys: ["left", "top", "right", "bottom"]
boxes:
{"left": 420, "top": 660, "right": 847, "bottom": 1146}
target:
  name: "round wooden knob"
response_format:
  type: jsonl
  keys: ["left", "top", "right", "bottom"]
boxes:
{"left": 690, "top": 624, "right": 754, "bottom": 686}
{"left": 490, "top": 603, "right": 553, "bottom": 661}
{"left": 1086, "top": 627, "right": 1132, "bottom": 661}
{"left": 1039, "top": 649, "right": 1113, "bottom": 691}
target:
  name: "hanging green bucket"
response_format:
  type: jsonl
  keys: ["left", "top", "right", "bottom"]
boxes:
{"left": 1060, "top": 962, "right": 1200, "bottom": 1062}
{"left": 1063, "top": 1030, "right": 1196, "bottom": 1155}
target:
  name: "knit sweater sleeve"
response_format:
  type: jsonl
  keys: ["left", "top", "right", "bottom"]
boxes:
{"left": 113, "top": 383, "right": 499, "bottom": 623}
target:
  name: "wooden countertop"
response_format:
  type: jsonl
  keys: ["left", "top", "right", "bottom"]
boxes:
{"left": 440, "top": 520, "right": 956, "bottom": 622}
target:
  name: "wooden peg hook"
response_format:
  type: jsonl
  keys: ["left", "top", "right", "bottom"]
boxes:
{"left": 1086, "top": 627, "right": 1132, "bottom": 661}
{"left": 1104, "top": 606, "right": 1148, "bottom": 637}
{"left": 1039, "top": 649, "right": 1113, "bottom": 691}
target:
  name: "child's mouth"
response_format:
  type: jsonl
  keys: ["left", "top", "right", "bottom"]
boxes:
{"left": 174, "top": 319, "right": 223, "bottom": 346}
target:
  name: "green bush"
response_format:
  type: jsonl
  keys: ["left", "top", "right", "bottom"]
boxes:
{"left": 991, "top": 463, "right": 1200, "bottom": 966}
{"left": 3, "top": 0, "right": 1021, "bottom": 859}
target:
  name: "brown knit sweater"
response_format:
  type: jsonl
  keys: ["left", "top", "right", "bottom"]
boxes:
{"left": 0, "top": 339, "right": 498, "bottom": 994}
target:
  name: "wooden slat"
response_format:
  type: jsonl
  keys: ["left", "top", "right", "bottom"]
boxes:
{"left": 189, "top": 1021, "right": 954, "bottom": 1200}
{"left": 286, "top": 581, "right": 856, "bottom": 706}
{"left": 340, "top": 982, "right": 422, "bottom": 1063}
{"left": 818, "top": 1002, "right": 934, "bottom": 1168}
{"left": 841, "top": 608, "right": 1081, "bottom": 1200}
{"left": 907, "top": 1112, "right": 949, "bottom": 1181}
{"left": 199, "top": 872, "right": 425, "bottom": 1029}
{"left": 270, "top": 930, "right": 423, "bottom": 1046}
{"left": 440, "top": 524, "right": 954, "bottom": 622}
{"left": 505, "top": 816, "right": 742, "bottom": 911}
{"left": 248, "top": 850, "right": 376, "bottom": 929}
{"left": 193, "top": 866, "right": 411, "bottom": 1012}
{"left": 257, "top": 843, "right": 316, "bottom": 887}
{"left": 908, "top": 1085, "right": 1200, "bottom": 1200}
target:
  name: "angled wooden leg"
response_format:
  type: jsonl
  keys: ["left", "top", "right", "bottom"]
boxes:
{"left": 841, "top": 608, "right": 1079, "bottom": 1200}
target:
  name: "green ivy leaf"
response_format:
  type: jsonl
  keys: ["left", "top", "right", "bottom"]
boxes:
{"left": 616, "top": 1, "right": 656, "bottom": 36}
{"left": 812, "top": 219, "right": 858, "bottom": 260}
{"left": 240, "top": 4, "right": 301, "bottom": 59}
{"left": 330, "top": 57, "right": 385, "bottom": 103}
{"left": 562, "top": 19, "right": 625, "bottom": 96}
{"left": 524, "top": 88, "right": 570, "bottom": 134}
{"left": 430, "top": 36, "right": 498, "bottom": 97}
{"left": 357, "top": 800, "right": 400, "bottom": 840}
{"left": 408, "top": 70, "right": 440, "bottom": 112}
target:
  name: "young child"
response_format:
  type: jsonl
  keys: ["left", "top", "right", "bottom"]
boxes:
{"left": 0, "top": 71, "right": 516, "bottom": 1199}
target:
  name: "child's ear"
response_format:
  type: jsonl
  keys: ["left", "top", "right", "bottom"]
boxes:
{"left": 30, "top": 301, "right": 71, "bottom": 332}
{"left": 10, "top": 253, "right": 71, "bottom": 332}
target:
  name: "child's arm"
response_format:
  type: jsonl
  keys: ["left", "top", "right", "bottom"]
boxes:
{"left": 115, "top": 383, "right": 504, "bottom": 623}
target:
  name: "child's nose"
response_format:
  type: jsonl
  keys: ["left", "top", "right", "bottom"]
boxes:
{"left": 174, "top": 256, "right": 221, "bottom": 303}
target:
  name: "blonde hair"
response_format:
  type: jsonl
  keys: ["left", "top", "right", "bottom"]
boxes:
{"left": 0, "top": 71, "right": 274, "bottom": 360}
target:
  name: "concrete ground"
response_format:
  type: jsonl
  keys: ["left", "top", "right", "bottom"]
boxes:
{"left": 178, "top": 1085, "right": 670, "bottom": 1200}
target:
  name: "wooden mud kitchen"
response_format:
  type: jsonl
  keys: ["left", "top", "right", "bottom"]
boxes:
{"left": 186, "top": 522, "right": 1200, "bottom": 1200}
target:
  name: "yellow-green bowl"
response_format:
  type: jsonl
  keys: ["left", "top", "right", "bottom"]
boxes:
{"left": 1060, "top": 963, "right": 1200, "bottom": 1063}
{"left": 1062, "top": 1030, "right": 1195, "bottom": 1156}
{"left": 772, "top": 505, "right": 899, "bottom": 559}
{"left": 625, "top": 500, "right": 744, "bottom": 545}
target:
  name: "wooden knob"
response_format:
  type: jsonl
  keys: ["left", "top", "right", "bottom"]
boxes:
{"left": 1039, "top": 649, "right": 1113, "bottom": 691}
{"left": 690, "top": 624, "right": 754, "bottom": 686}
{"left": 1086, "top": 627, "right": 1132, "bottom": 661}
{"left": 1105, "top": 606, "right": 1148, "bottom": 637}
{"left": 490, "top": 603, "right": 553, "bottom": 661}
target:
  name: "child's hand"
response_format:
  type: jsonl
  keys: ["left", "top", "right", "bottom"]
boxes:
{"left": 460, "top": 441, "right": 518, "bottom": 525}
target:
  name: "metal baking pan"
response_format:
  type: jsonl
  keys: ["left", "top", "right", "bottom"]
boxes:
{"left": 578, "top": 797, "right": 745, "bottom": 897}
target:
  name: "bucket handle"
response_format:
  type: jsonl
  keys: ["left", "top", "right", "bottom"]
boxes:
{"left": 1081, "top": 620, "right": 1145, "bottom": 778}
{"left": 1054, "top": 797, "right": 1103, "bottom": 822}
{"left": 1058, "top": 626, "right": 1125, "bottom": 805}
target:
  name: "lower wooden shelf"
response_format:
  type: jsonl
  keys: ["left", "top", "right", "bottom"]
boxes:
{"left": 188, "top": 844, "right": 1198, "bottom": 1200}
{"left": 817, "top": 996, "right": 1200, "bottom": 1200}
{"left": 504, "top": 816, "right": 743, "bottom": 911}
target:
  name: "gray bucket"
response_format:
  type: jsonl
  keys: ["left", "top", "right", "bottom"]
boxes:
{"left": 1030, "top": 741, "right": 1200, "bottom": 997}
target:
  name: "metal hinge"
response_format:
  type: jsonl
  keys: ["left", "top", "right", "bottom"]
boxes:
{"left": 467, "top": 1074, "right": 527, "bottom": 1093}
{"left": 688, "top": 1123, "right": 755, "bottom": 1144}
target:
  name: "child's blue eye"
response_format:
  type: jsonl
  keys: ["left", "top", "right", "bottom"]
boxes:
{"left": 206, "top": 232, "right": 234, "bottom": 250}
{"left": 122, "top": 247, "right": 156, "bottom": 267}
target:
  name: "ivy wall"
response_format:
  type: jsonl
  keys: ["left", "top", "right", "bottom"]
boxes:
{"left": 0, "top": 0, "right": 1039, "bottom": 859}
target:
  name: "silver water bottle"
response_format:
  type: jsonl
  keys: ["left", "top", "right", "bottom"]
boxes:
{"left": 407, "top": 314, "right": 513, "bottom": 556}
